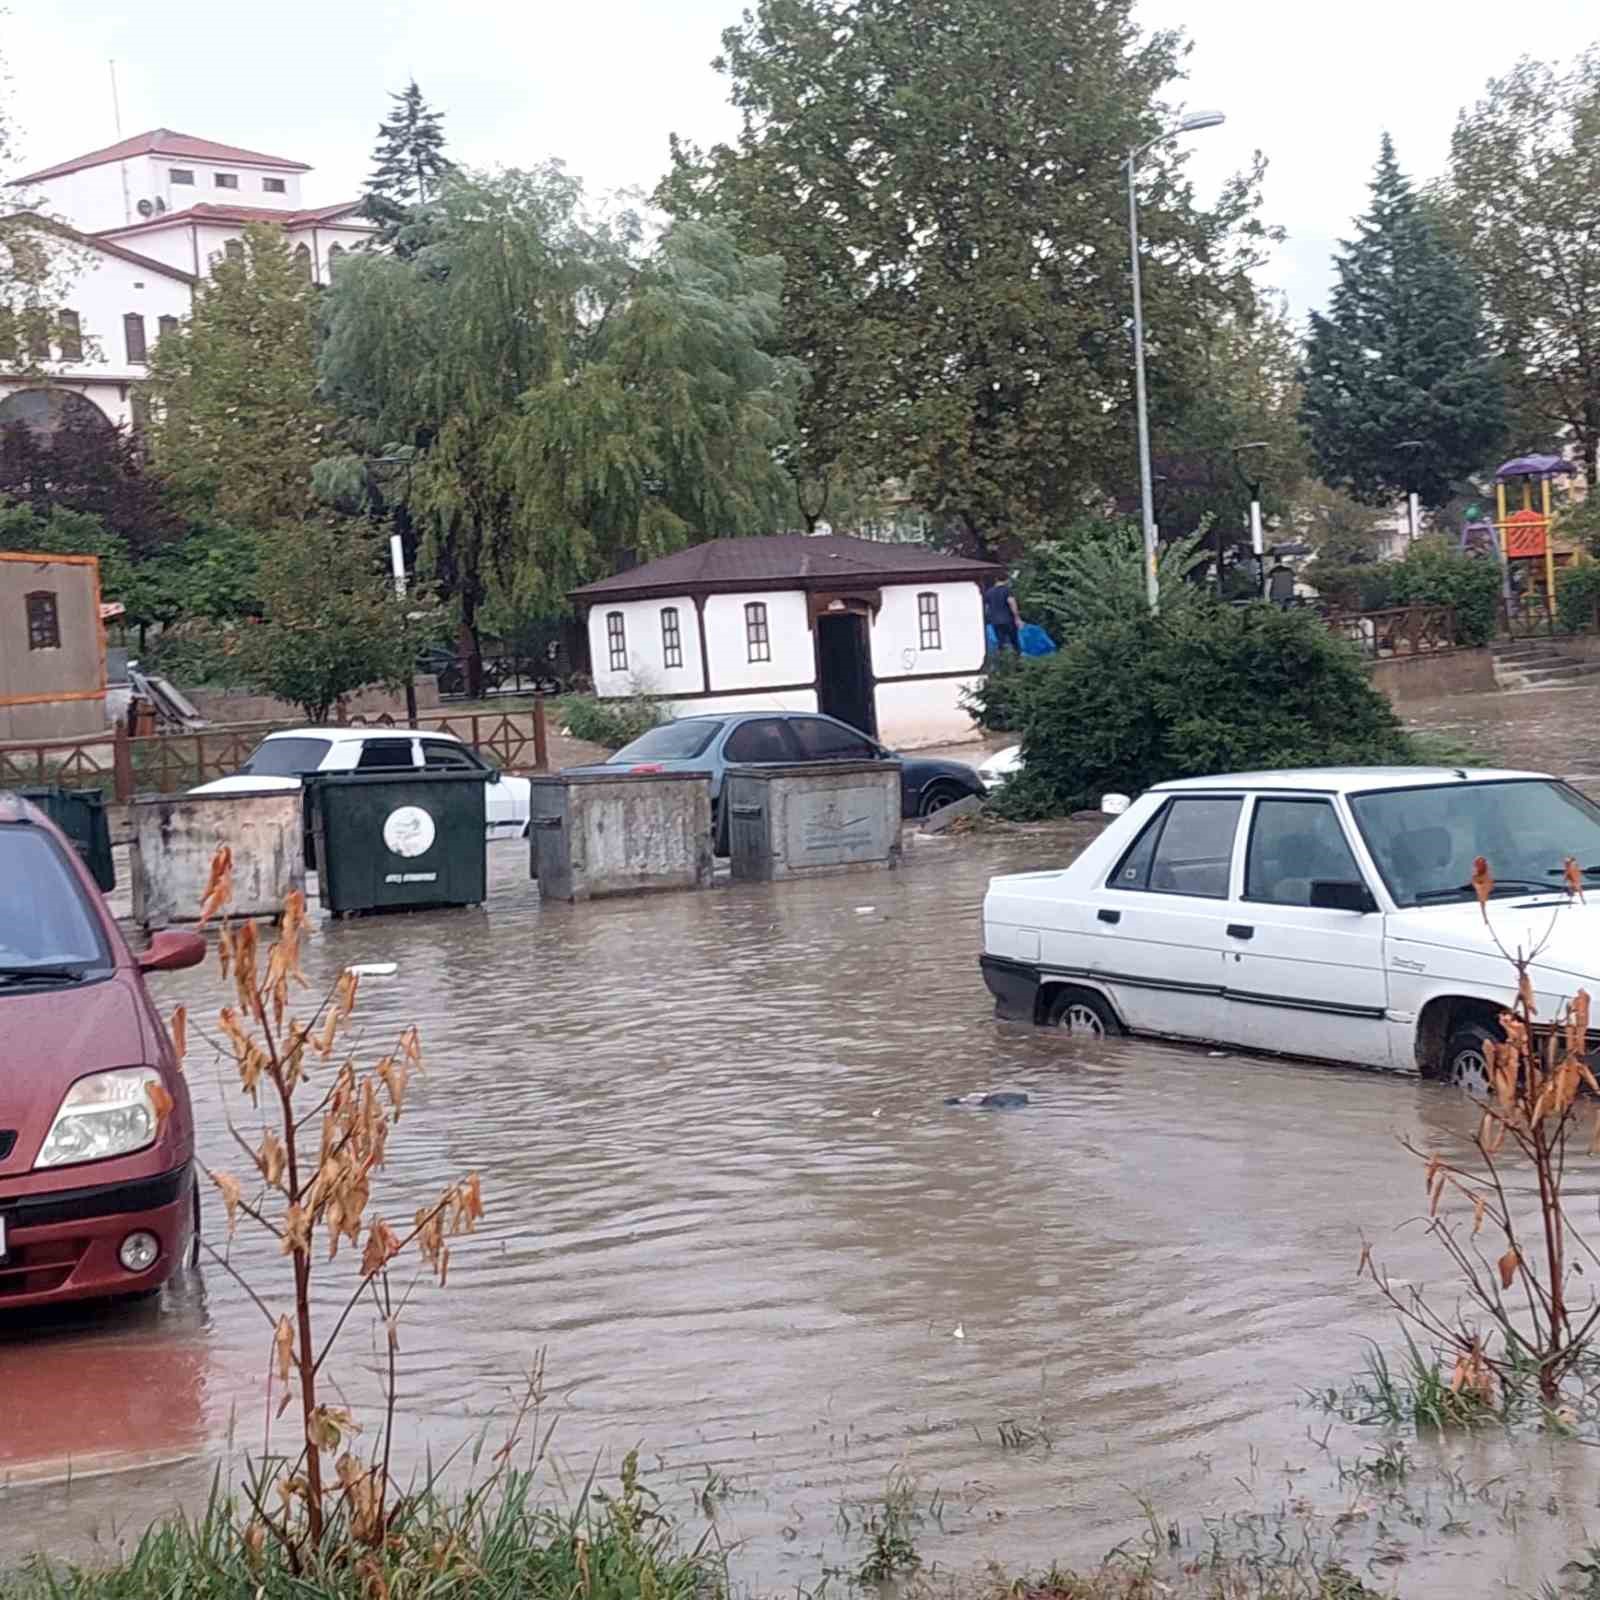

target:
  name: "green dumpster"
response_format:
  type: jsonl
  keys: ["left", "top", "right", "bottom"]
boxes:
{"left": 308, "top": 771, "right": 487, "bottom": 916}
{"left": 19, "top": 785, "right": 115, "bottom": 891}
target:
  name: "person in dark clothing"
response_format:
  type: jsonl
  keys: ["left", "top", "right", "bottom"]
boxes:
{"left": 984, "top": 578, "right": 1022, "bottom": 653}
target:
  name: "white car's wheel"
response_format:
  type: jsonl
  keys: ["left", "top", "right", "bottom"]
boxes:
{"left": 1043, "top": 986, "right": 1118, "bottom": 1037}
{"left": 1443, "top": 1021, "right": 1500, "bottom": 1100}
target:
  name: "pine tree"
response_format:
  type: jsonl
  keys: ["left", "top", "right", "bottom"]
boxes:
{"left": 363, "top": 81, "right": 453, "bottom": 252}
{"left": 1301, "top": 135, "right": 1505, "bottom": 509}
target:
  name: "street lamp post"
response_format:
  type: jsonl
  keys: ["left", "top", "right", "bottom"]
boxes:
{"left": 1126, "top": 109, "right": 1226, "bottom": 615}
{"left": 1232, "top": 440, "right": 1269, "bottom": 598}
{"left": 1397, "top": 439, "right": 1423, "bottom": 544}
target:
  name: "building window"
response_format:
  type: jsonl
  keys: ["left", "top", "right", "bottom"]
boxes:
{"left": 606, "top": 611, "right": 627, "bottom": 672}
{"left": 169, "top": 168, "right": 194, "bottom": 185}
{"left": 213, "top": 172, "right": 239, "bottom": 189}
{"left": 745, "top": 601, "right": 771, "bottom": 663}
{"left": 58, "top": 308, "right": 82, "bottom": 361}
{"left": 660, "top": 607, "right": 683, "bottom": 669}
{"left": 917, "top": 591, "right": 941, "bottom": 651}
{"left": 23, "top": 309, "right": 48, "bottom": 360}
{"left": 123, "top": 312, "right": 147, "bottom": 363}
{"left": 130, "top": 390, "right": 153, "bottom": 433}
{"left": 26, "top": 591, "right": 60, "bottom": 650}
{"left": 262, "top": 177, "right": 286, "bottom": 194}
{"left": 157, "top": 314, "right": 179, "bottom": 342}
{"left": 293, "top": 243, "right": 312, "bottom": 279}
{"left": 327, "top": 243, "right": 346, "bottom": 274}
{"left": 223, "top": 239, "right": 245, "bottom": 262}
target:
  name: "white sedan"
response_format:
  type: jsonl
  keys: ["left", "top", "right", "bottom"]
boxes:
{"left": 981, "top": 766, "right": 1600, "bottom": 1093}
{"left": 191, "top": 727, "right": 532, "bottom": 838}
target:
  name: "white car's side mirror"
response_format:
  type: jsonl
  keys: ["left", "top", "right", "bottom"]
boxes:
{"left": 1101, "top": 793, "right": 1131, "bottom": 816}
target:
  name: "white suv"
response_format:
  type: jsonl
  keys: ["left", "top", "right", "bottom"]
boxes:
{"left": 190, "top": 728, "right": 532, "bottom": 838}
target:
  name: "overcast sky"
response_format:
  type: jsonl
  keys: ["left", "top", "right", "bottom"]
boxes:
{"left": 6, "top": 0, "right": 1595, "bottom": 321}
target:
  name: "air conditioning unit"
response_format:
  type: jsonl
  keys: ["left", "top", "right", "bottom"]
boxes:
{"left": 136, "top": 198, "right": 154, "bottom": 217}
{"left": 154, "top": 197, "right": 167, "bottom": 213}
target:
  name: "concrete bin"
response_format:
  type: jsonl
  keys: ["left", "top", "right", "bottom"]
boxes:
{"left": 130, "top": 790, "right": 305, "bottom": 928}
{"left": 531, "top": 771, "right": 713, "bottom": 901}
{"left": 726, "top": 761, "right": 902, "bottom": 881}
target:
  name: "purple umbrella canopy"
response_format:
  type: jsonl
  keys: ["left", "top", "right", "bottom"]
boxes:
{"left": 1494, "top": 453, "right": 1580, "bottom": 481}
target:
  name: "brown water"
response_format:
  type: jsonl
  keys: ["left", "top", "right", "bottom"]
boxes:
{"left": 4, "top": 833, "right": 1600, "bottom": 1595}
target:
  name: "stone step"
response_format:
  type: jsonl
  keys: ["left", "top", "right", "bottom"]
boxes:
{"left": 1497, "top": 659, "right": 1600, "bottom": 689}
{"left": 1491, "top": 643, "right": 1564, "bottom": 661}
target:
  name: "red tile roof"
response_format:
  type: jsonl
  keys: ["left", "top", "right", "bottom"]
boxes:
{"left": 12, "top": 129, "right": 311, "bottom": 185}
{"left": 0, "top": 211, "right": 196, "bottom": 283}
{"left": 97, "top": 201, "right": 370, "bottom": 239}
{"left": 570, "top": 535, "right": 1002, "bottom": 602}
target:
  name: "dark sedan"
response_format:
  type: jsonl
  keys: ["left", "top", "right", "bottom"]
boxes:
{"left": 567, "top": 711, "right": 985, "bottom": 851}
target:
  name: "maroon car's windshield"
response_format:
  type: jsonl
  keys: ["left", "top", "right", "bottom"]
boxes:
{"left": 0, "top": 826, "right": 112, "bottom": 978}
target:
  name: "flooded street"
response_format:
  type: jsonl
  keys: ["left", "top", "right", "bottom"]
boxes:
{"left": 6, "top": 827, "right": 1600, "bottom": 1595}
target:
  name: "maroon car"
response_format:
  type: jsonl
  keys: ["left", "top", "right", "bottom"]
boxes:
{"left": 0, "top": 793, "right": 204, "bottom": 1310}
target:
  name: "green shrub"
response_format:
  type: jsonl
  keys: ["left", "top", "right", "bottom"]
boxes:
{"left": 962, "top": 649, "right": 1039, "bottom": 732}
{"left": 1386, "top": 538, "right": 1501, "bottom": 646}
{"left": 1305, "top": 561, "right": 1395, "bottom": 613}
{"left": 993, "top": 601, "right": 1415, "bottom": 819}
{"left": 1557, "top": 560, "right": 1600, "bottom": 633}
{"left": 557, "top": 691, "right": 667, "bottom": 749}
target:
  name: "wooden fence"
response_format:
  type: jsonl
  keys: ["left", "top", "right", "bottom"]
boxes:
{"left": 1324, "top": 604, "right": 1458, "bottom": 659}
{"left": 0, "top": 704, "right": 549, "bottom": 802}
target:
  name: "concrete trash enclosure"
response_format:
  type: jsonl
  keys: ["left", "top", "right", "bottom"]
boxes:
{"left": 726, "top": 761, "right": 901, "bottom": 881}
{"left": 130, "top": 790, "right": 305, "bottom": 928}
{"left": 530, "top": 771, "right": 713, "bottom": 901}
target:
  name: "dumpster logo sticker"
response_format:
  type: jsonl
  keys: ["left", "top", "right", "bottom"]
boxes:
{"left": 801, "top": 797, "right": 871, "bottom": 854}
{"left": 383, "top": 805, "right": 436, "bottom": 859}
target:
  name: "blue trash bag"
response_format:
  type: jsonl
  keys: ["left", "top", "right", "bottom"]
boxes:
{"left": 1019, "top": 623, "right": 1057, "bottom": 656}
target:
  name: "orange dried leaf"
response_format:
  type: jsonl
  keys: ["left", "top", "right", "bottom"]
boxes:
{"left": 273, "top": 1314, "right": 294, "bottom": 1382}
{"left": 256, "top": 1130, "right": 288, "bottom": 1190}
{"left": 1498, "top": 1248, "right": 1521, "bottom": 1290}
{"left": 170, "top": 1005, "right": 188, "bottom": 1065}
{"left": 1518, "top": 969, "right": 1538, "bottom": 1018}
{"left": 1471, "top": 856, "right": 1495, "bottom": 910}
{"left": 144, "top": 1078, "right": 174, "bottom": 1130}
{"left": 1357, "top": 1240, "right": 1372, "bottom": 1278}
{"left": 1566, "top": 857, "right": 1586, "bottom": 899}
{"left": 1472, "top": 1194, "right": 1488, "bottom": 1235}
{"left": 281, "top": 1203, "right": 312, "bottom": 1258}
{"left": 211, "top": 1170, "right": 242, "bottom": 1238}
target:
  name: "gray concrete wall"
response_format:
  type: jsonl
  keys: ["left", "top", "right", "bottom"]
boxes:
{"left": 185, "top": 678, "right": 442, "bottom": 726}
{"left": 531, "top": 772, "right": 713, "bottom": 901}
{"left": 130, "top": 790, "right": 305, "bottom": 928}
{"left": 728, "top": 762, "right": 901, "bottom": 881}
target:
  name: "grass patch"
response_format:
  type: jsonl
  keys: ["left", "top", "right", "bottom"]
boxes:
{"left": 0, "top": 1463, "right": 718, "bottom": 1600}
{"left": 1313, "top": 1336, "right": 1509, "bottom": 1431}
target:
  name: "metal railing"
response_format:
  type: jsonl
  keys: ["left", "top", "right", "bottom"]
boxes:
{"left": 0, "top": 704, "right": 549, "bottom": 802}
{"left": 1324, "top": 604, "right": 1458, "bottom": 659}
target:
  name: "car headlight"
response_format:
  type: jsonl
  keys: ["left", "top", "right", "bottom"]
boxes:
{"left": 34, "top": 1068, "right": 164, "bottom": 1170}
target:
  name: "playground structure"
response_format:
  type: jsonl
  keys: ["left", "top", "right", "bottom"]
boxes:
{"left": 1488, "top": 453, "right": 1580, "bottom": 614}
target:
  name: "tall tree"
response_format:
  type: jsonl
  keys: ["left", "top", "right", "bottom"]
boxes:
{"left": 1443, "top": 49, "right": 1600, "bottom": 485}
{"left": 1302, "top": 136, "right": 1506, "bottom": 509}
{"left": 321, "top": 167, "right": 798, "bottom": 687}
{"left": 658, "top": 0, "right": 1273, "bottom": 555}
{"left": 145, "top": 224, "right": 337, "bottom": 527}
{"left": 362, "top": 80, "right": 454, "bottom": 252}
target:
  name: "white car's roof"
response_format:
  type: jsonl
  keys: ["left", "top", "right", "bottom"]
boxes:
{"left": 1152, "top": 766, "right": 1548, "bottom": 796}
{"left": 261, "top": 726, "right": 462, "bottom": 744}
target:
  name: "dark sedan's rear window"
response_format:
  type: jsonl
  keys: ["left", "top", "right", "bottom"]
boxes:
{"left": 0, "top": 826, "right": 112, "bottom": 977}
{"left": 611, "top": 721, "right": 724, "bottom": 762}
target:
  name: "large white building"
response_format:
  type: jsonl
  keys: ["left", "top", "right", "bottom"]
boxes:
{"left": 2, "top": 129, "right": 373, "bottom": 431}
{"left": 571, "top": 535, "right": 1002, "bottom": 748}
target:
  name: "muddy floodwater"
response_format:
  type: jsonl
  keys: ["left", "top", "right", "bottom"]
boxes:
{"left": 7, "top": 831, "right": 1600, "bottom": 1596}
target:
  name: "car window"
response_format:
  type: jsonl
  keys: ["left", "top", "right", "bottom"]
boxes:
{"left": 723, "top": 718, "right": 797, "bottom": 763}
{"left": 1111, "top": 796, "right": 1241, "bottom": 898}
{"left": 356, "top": 739, "right": 416, "bottom": 772}
{"left": 0, "top": 827, "right": 112, "bottom": 977}
{"left": 1245, "top": 798, "right": 1364, "bottom": 906}
{"left": 790, "top": 718, "right": 878, "bottom": 760}
{"left": 1350, "top": 778, "right": 1600, "bottom": 907}
{"left": 422, "top": 740, "right": 485, "bottom": 772}
{"left": 611, "top": 721, "right": 724, "bottom": 762}
{"left": 239, "top": 736, "right": 332, "bottom": 776}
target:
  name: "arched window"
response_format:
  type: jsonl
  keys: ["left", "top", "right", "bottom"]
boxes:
{"left": 744, "top": 602, "right": 770, "bottom": 663}
{"left": 223, "top": 238, "right": 244, "bottom": 262}
{"left": 606, "top": 611, "right": 627, "bottom": 673}
{"left": 0, "top": 386, "right": 115, "bottom": 438}
{"left": 293, "top": 243, "right": 312, "bottom": 279}
{"left": 917, "top": 591, "right": 941, "bottom": 651}
{"left": 327, "top": 242, "right": 346, "bottom": 276}
{"left": 660, "top": 607, "right": 682, "bottom": 669}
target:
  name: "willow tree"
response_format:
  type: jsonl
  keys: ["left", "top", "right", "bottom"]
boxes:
{"left": 319, "top": 166, "right": 798, "bottom": 687}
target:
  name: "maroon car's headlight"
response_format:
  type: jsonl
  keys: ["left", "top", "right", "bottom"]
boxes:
{"left": 34, "top": 1068, "right": 165, "bottom": 1170}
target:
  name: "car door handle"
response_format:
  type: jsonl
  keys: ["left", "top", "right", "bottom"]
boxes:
{"left": 1227, "top": 923, "right": 1254, "bottom": 940}
{"left": 1097, "top": 909, "right": 1121, "bottom": 924}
